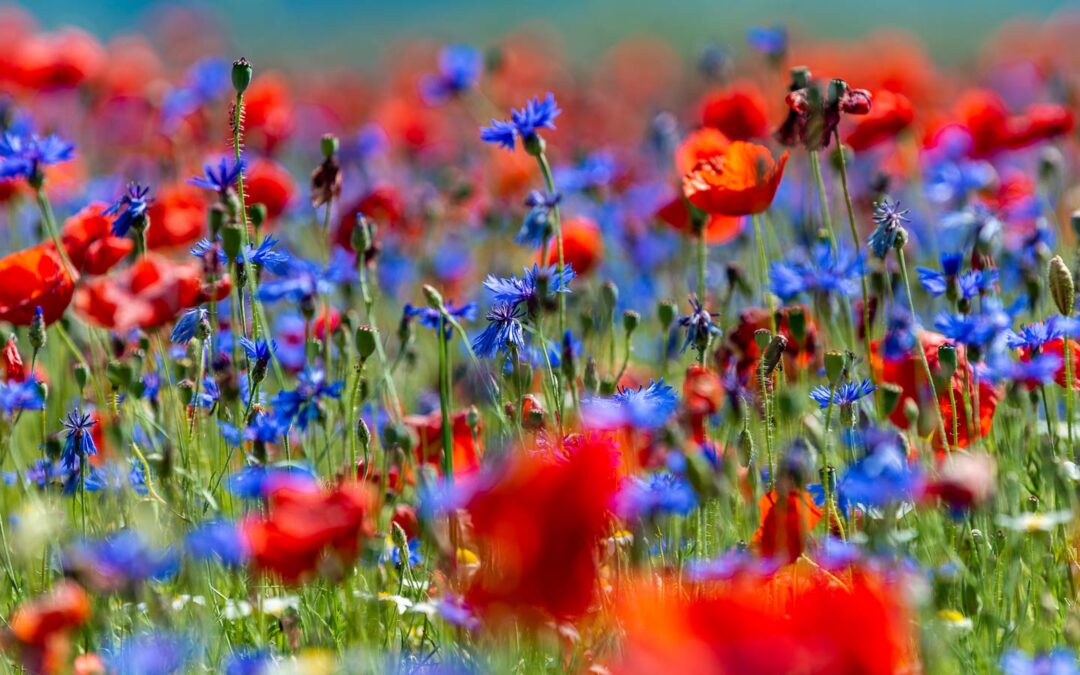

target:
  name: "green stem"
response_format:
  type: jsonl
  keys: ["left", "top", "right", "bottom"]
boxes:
{"left": 897, "top": 248, "right": 950, "bottom": 446}
{"left": 437, "top": 317, "right": 454, "bottom": 481}
{"left": 536, "top": 153, "right": 565, "bottom": 337}
{"left": 232, "top": 92, "right": 262, "bottom": 341}
{"left": 34, "top": 188, "right": 76, "bottom": 278}
{"left": 1066, "top": 335, "right": 1075, "bottom": 458}
{"left": 834, "top": 130, "right": 875, "bottom": 379}
{"left": 807, "top": 150, "right": 837, "bottom": 251}
{"left": 752, "top": 214, "right": 777, "bottom": 333}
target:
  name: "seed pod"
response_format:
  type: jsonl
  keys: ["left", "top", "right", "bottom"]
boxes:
{"left": 1049, "top": 255, "right": 1075, "bottom": 317}
{"left": 937, "top": 343, "right": 958, "bottom": 378}
{"left": 355, "top": 326, "right": 377, "bottom": 360}
{"left": 657, "top": 300, "right": 676, "bottom": 328}
{"left": 824, "top": 350, "right": 845, "bottom": 384}
{"left": 622, "top": 310, "right": 640, "bottom": 335}
{"left": 231, "top": 58, "right": 253, "bottom": 94}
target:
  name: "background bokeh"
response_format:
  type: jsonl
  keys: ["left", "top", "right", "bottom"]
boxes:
{"left": 16, "top": 0, "right": 1080, "bottom": 65}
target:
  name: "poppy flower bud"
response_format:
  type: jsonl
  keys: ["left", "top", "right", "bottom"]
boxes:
{"left": 524, "top": 404, "right": 546, "bottom": 431}
{"left": 231, "top": 57, "right": 253, "bottom": 94}
{"left": 248, "top": 203, "right": 267, "bottom": 230}
{"left": 29, "top": 307, "right": 46, "bottom": 351}
{"left": 356, "top": 417, "right": 371, "bottom": 449}
{"left": 824, "top": 350, "right": 846, "bottom": 384}
{"left": 583, "top": 357, "right": 599, "bottom": 395}
{"left": 391, "top": 522, "right": 409, "bottom": 551}
{"left": 1048, "top": 255, "right": 1074, "bottom": 317}
{"left": 106, "top": 360, "right": 134, "bottom": 391}
{"left": 601, "top": 281, "right": 619, "bottom": 316}
{"left": 221, "top": 223, "right": 243, "bottom": 261}
{"left": 657, "top": 300, "right": 677, "bottom": 328}
{"left": 737, "top": 427, "right": 754, "bottom": 467}
{"left": 622, "top": 310, "right": 640, "bottom": 335}
{"left": 422, "top": 284, "right": 444, "bottom": 310}
{"left": 753, "top": 328, "right": 772, "bottom": 353}
{"left": 74, "top": 363, "right": 89, "bottom": 391}
{"left": 879, "top": 382, "right": 902, "bottom": 417}
{"left": 762, "top": 335, "right": 788, "bottom": 376}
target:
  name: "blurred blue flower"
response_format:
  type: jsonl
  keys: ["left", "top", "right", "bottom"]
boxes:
{"left": 188, "top": 157, "right": 244, "bottom": 194}
{"left": 421, "top": 44, "right": 483, "bottom": 105}
{"left": 0, "top": 129, "right": 74, "bottom": 181}
{"left": 185, "top": 520, "right": 249, "bottom": 567}
{"left": 271, "top": 368, "right": 344, "bottom": 430}
{"left": 481, "top": 93, "right": 561, "bottom": 150}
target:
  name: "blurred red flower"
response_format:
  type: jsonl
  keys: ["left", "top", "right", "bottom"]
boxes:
{"left": 753, "top": 488, "right": 822, "bottom": 563}
{"left": 655, "top": 196, "right": 743, "bottom": 245}
{"left": 615, "top": 565, "right": 915, "bottom": 674}
{"left": 721, "top": 305, "right": 820, "bottom": 382}
{"left": 245, "top": 157, "right": 296, "bottom": 222}
{"left": 844, "top": 90, "right": 915, "bottom": 151}
{"left": 544, "top": 216, "right": 603, "bottom": 276}
{"left": 242, "top": 481, "right": 374, "bottom": 584}
{"left": 4, "top": 580, "right": 92, "bottom": 675}
{"left": 243, "top": 72, "right": 296, "bottom": 155}
{"left": 683, "top": 141, "right": 788, "bottom": 216}
{"left": 407, "top": 409, "right": 482, "bottom": 477}
{"left": 145, "top": 184, "right": 208, "bottom": 250}
{"left": 699, "top": 81, "right": 770, "bottom": 141}
{"left": 464, "top": 436, "right": 618, "bottom": 624}
{"left": 872, "top": 331, "right": 1001, "bottom": 450}
{"left": 74, "top": 254, "right": 229, "bottom": 332}
{"left": 59, "top": 202, "right": 133, "bottom": 275}
{"left": 336, "top": 186, "right": 407, "bottom": 250}
{"left": 955, "top": 89, "right": 1075, "bottom": 157}
{"left": 0, "top": 244, "right": 75, "bottom": 326}
{"left": 13, "top": 28, "right": 105, "bottom": 90}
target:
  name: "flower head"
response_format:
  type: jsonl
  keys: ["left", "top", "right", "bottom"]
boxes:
{"left": 471, "top": 303, "right": 525, "bottom": 358}
{"left": 678, "top": 295, "right": 722, "bottom": 353}
{"left": 770, "top": 241, "right": 864, "bottom": 302}
{"left": 682, "top": 141, "right": 788, "bottom": 216}
{"left": 517, "top": 191, "right": 561, "bottom": 248}
{"left": 480, "top": 93, "right": 561, "bottom": 151}
{"left": 482, "top": 263, "right": 575, "bottom": 313}
{"left": 421, "top": 44, "right": 482, "bottom": 105}
{"left": 868, "top": 198, "right": 909, "bottom": 258}
{"left": 170, "top": 307, "right": 209, "bottom": 344}
{"left": 188, "top": 157, "right": 245, "bottom": 194}
{"left": 60, "top": 409, "right": 97, "bottom": 472}
{"left": 271, "top": 368, "right": 344, "bottom": 430}
{"left": 809, "top": 378, "right": 877, "bottom": 409}
{"left": 102, "top": 183, "right": 153, "bottom": 237}
{"left": 0, "top": 130, "right": 75, "bottom": 183}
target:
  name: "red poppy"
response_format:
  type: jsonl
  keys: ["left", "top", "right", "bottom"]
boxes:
{"left": 655, "top": 196, "right": 743, "bottom": 245}
{"left": 3, "top": 336, "right": 24, "bottom": 382}
{"left": 0, "top": 244, "right": 75, "bottom": 326}
{"left": 406, "top": 410, "right": 482, "bottom": 477}
{"left": 245, "top": 158, "right": 296, "bottom": 222}
{"left": 14, "top": 28, "right": 105, "bottom": 90}
{"left": 1018, "top": 337, "right": 1080, "bottom": 391}
{"left": 5, "top": 580, "right": 92, "bottom": 675}
{"left": 544, "top": 216, "right": 603, "bottom": 276}
{"left": 844, "top": 90, "right": 915, "bottom": 151}
{"left": 675, "top": 128, "right": 730, "bottom": 177}
{"left": 391, "top": 504, "right": 420, "bottom": 541}
{"left": 683, "top": 364, "right": 723, "bottom": 443}
{"left": 74, "top": 254, "right": 229, "bottom": 332}
{"left": 616, "top": 565, "right": 914, "bottom": 674}
{"left": 58, "top": 202, "right": 132, "bottom": 275}
{"left": 683, "top": 141, "right": 788, "bottom": 216}
{"left": 720, "top": 305, "right": 820, "bottom": 382}
{"left": 312, "top": 307, "right": 341, "bottom": 341}
{"left": 336, "top": 186, "right": 407, "bottom": 251}
{"left": 145, "top": 184, "right": 208, "bottom": 250}
{"left": 872, "top": 331, "right": 1001, "bottom": 449}
{"left": 241, "top": 481, "right": 374, "bottom": 584}
{"left": 464, "top": 435, "right": 618, "bottom": 624}
{"left": 699, "top": 81, "right": 770, "bottom": 141}
{"left": 753, "top": 488, "right": 822, "bottom": 563}
{"left": 243, "top": 72, "right": 295, "bottom": 155}
{"left": 921, "top": 450, "right": 996, "bottom": 513}
{"left": 955, "top": 89, "right": 1075, "bottom": 157}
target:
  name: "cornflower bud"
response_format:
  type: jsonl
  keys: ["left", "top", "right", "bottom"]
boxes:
{"left": 657, "top": 300, "right": 677, "bottom": 328}
{"left": 824, "top": 351, "right": 845, "bottom": 385}
{"left": 221, "top": 223, "right": 243, "bottom": 261}
{"left": 1048, "top": 255, "right": 1075, "bottom": 317}
{"left": 357, "top": 418, "right": 371, "bottom": 449}
{"left": 422, "top": 284, "right": 444, "bottom": 310}
{"left": 29, "top": 307, "right": 46, "bottom": 352}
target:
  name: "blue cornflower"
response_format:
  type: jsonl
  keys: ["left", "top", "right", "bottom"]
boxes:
{"left": 60, "top": 409, "right": 97, "bottom": 472}
{"left": 65, "top": 530, "right": 179, "bottom": 584}
{"left": 808, "top": 378, "right": 877, "bottom": 409}
{"left": 471, "top": 303, "right": 525, "bottom": 358}
{"left": 420, "top": 44, "right": 483, "bottom": 105}
{"left": 185, "top": 520, "right": 249, "bottom": 567}
{"left": 956, "top": 269, "right": 998, "bottom": 300}
{"left": 0, "top": 129, "right": 74, "bottom": 182}
{"left": 616, "top": 472, "right": 698, "bottom": 520}
{"left": 1005, "top": 319, "right": 1061, "bottom": 351}
{"left": 102, "top": 183, "right": 153, "bottom": 237}
{"left": 196, "top": 377, "right": 220, "bottom": 410}
{"left": 0, "top": 377, "right": 44, "bottom": 416}
{"left": 271, "top": 368, "right": 344, "bottom": 430}
{"left": 218, "top": 413, "right": 288, "bottom": 448}
{"left": 383, "top": 538, "right": 423, "bottom": 567}
{"left": 188, "top": 157, "right": 245, "bottom": 194}
{"left": 161, "top": 58, "right": 229, "bottom": 129}
{"left": 404, "top": 300, "right": 477, "bottom": 340}
{"left": 239, "top": 336, "right": 277, "bottom": 372}
{"left": 170, "top": 307, "right": 209, "bottom": 344}
{"left": 106, "top": 632, "right": 194, "bottom": 675}
{"left": 837, "top": 444, "right": 921, "bottom": 510}
{"left": 257, "top": 249, "right": 357, "bottom": 303}
{"left": 243, "top": 235, "right": 290, "bottom": 274}
{"left": 225, "top": 463, "right": 317, "bottom": 499}
{"left": 583, "top": 379, "right": 679, "bottom": 430}
{"left": 480, "top": 93, "right": 561, "bottom": 151}
{"left": 1000, "top": 649, "right": 1079, "bottom": 675}
{"left": 868, "top": 198, "right": 909, "bottom": 258}
{"left": 934, "top": 297, "right": 1017, "bottom": 348}
{"left": 747, "top": 25, "right": 787, "bottom": 58}
{"left": 770, "top": 242, "right": 864, "bottom": 302}
{"left": 984, "top": 347, "right": 1060, "bottom": 385}
{"left": 483, "top": 263, "right": 575, "bottom": 312}
{"left": 516, "top": 190, "right": 561, "bottom": 248}
{"left": 678, "top": 295, "right": 722, "bottom": 353}
{"left": 225, "top": 649, "right": 272, "bottom": 675}
{"left": 915, "top": 252, "right": 964, "bottom": 296}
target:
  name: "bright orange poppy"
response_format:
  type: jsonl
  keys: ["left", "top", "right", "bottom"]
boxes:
{"left": 683, "top": 141, "right": 788, "bottom": 216}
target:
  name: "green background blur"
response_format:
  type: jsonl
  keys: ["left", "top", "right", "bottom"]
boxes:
{"left": 15, "top": 0, "right": 1079, "bottom": 65}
